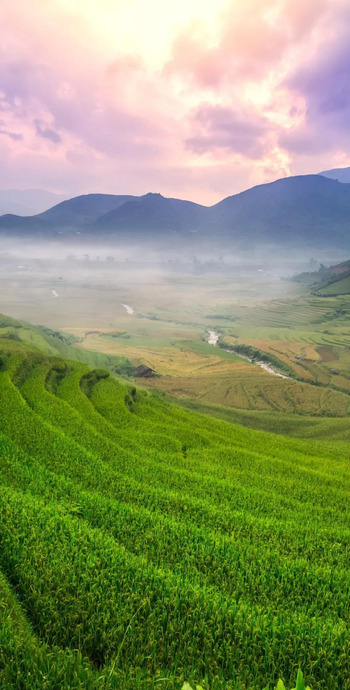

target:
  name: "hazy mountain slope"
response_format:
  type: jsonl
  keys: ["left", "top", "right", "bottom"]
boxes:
{"left": 312, "top": 259, "right": 350, "bottom": 295}
{"left": 0, "top": 194, "right": 137, "bottom": 234}
{"left": 209, "top": 175, "right": 350, "bottom": 247}
{"left": 319, "top": 167, "right": 350, "bottom": 183}
{"left": 94, "top": 192, "right": 207, "bottom": 235}
{"left": 293, "top": 258, "right": 350, "bottom": 294}
{"left": 38, "top": 193, "right": 136, "bottom": 226}
{"left": 1, "top": 175, "right": 350, "bottom": 249}
{"left": 0, "top": 189, "right": 68, "bottom": 216}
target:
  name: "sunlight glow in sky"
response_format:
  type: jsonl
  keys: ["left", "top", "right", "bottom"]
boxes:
{"left": 1, "top": 0, "right": 350, "bottom": 203}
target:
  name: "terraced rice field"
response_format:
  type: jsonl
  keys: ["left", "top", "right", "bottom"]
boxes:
{"left": 144, "top": 367, "right": 350, "bottom": 414}
{"left": 75, "top": 329, "right": 350, "bottom": 415}
{"left": 63, "top": 288, "right": 350, "bottom": 416}
{"left": 232, "top": 297, "right": 337, "bottom": 329}
{"left": 0, "top": 323, "right": 349, "bottom": 688}
{"left": 221, "top": 337, "right": 350, "bottom": 391}
{"left": 3, "top": 266, "right": 350, "bottom": 418}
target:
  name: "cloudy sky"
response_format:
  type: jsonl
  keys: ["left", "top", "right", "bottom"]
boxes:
{"left": 0, "top": 0, "right": 349, "bottom": 204}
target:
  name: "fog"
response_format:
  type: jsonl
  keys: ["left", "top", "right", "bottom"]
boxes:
{"left": 0, "top": 235, "right": 347, "bottom": 331}
{"left": 0, "top": 236, "right": 347, "bottom": 274}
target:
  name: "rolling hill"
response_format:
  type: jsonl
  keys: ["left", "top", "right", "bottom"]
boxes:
{"left": 1, "top": 174, "right": 350, "bottom": 249}
{"left": 0, "top": 313, "right": 349, "bottom": 688}
{"left": 293, "top": 259, "right": 350, "bottom": 295}
{"left": 0, "top": 313, "right": 133, "bottom": 376}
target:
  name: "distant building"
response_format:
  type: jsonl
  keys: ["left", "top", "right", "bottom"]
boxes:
{"left": 135, "top": 364, "right": 156, "bottom": 378}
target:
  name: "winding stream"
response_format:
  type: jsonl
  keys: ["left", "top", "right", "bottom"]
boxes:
{"left": 121, "top": 303, "right": 134, "bottom": 315}
{"left": 207, "top": 330, "right": 220, "bottom": 345}
{"left": 206, "top": 330, "right": 291, "bottom": 380}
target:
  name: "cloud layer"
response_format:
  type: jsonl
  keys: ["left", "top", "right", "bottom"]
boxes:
{"left": 0, "top": 0, "right": 349, "bottom": 203}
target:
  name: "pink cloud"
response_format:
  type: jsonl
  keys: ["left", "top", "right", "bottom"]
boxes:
{"left": 165, "top": 0, "right": 330, "bottom": 87}
{"left": 186, "top": 104, "right": 269, "bottom": 159}
{"left": 0, "top": 0, "right": 349, "bottom": 204}
{"left": 278, "top": 2, "right": 350, "bottom": 158}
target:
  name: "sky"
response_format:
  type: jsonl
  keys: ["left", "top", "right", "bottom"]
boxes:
{"left": 1, "top": 0, "right": 350, "bottom": 204}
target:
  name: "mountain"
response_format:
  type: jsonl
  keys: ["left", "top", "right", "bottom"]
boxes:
{"left": 1, "top": 175, "right": 350, "bottom": 249}
{"left": 0, "top": 189, "right": 69, "bottom": 215}
{"left": 208, "top": 175, "right": 350, "bottom": 247}
{"left": 37, "top": 193, "right": 136, "bottom": 227}
{"left": 0, "top": 194, "right": 138, "bottom": 235}
{"left": 0, "top": 192, "right": 206, "bottom": 238}
{"left": 94, "top": 193, "right": 207, "bottom": 235}
{"left": 319, "top": 167, "right": 350, "bottom": 183}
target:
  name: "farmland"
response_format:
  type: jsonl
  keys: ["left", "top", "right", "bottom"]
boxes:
{"left": 2, "top": 257, "right": 350, "bottom": 424}
{"left": 0, "top": 321, "right": 349, "bottom": 689}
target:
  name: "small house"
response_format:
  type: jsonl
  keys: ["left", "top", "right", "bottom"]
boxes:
{"left": 135, "top": 364, "right": 156, "bottom": 378}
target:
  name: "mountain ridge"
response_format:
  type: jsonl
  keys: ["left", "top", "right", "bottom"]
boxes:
{"left": 319, "top": 166, "right": 350, "bottom": 183}
{"left": 0, "top": 189, "right": 69, "bottom": 216}
{"left": 1, "top": 174, "right": 350, "bottom": 249}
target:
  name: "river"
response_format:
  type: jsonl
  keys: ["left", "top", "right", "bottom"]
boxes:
{"left": 121, "top": 303, "right": 134, "bottom": 315}
{"left": 206, "top": 330, "right": 291, "bottom": 380}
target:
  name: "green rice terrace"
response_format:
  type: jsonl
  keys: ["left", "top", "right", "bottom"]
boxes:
{"left": 0, "top": 314, "right": 349, "bottom": 689}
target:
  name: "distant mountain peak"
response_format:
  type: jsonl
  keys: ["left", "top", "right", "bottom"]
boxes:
{"left": 0, "top": 188, "right": 69, "bottom": 216}
{"left": 319, "top": 166, "right": 350, "bottom": 183}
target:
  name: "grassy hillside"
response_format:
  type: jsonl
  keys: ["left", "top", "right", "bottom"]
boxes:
{"left": 174, "top": 397, "right": 350, "bottom": 439}
{"left": 0, "top": 320, "right": 349, "bottom": 689}
{"left": 293, "top": 260, "right": 350, "bottom": 296}
{"left": 0, "top": 313, "right": 133, "bottom": 377}
{"left": 315, "top": 273, "right": 350, "bottom": 296}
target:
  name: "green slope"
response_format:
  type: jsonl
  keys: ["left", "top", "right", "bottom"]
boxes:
{"left": 316, "top": 273, "right": 350, "bottom": 296}
{"left": 171, "top": 396, "right": 350, "bottom": 439}
{"left": 0, "top": 322, "right": 349, "bottom": 689}
{"left": 0, "top": 313, "right": 133, "bottom": 376}
{"left": 293, "top": 260, "right": 350, "bottom": 296}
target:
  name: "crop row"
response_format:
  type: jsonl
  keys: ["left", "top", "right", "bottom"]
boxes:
{"left": 0, "top": 340, "right": 349, "bottom": 688}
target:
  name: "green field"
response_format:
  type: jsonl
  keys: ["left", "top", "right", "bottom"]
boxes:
{"left": 0, "top": 317, "right": 349, "bottom": 688}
